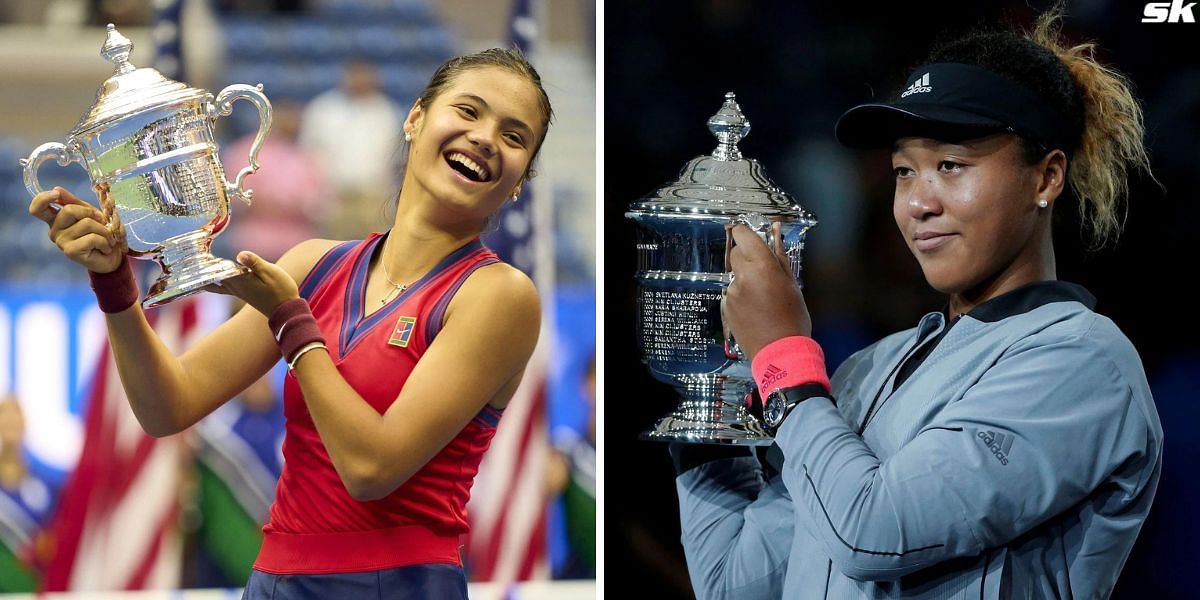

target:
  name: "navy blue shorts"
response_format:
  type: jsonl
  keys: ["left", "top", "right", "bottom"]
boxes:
{"left": 242, "top": 563, "right": 469, "bottom": 600}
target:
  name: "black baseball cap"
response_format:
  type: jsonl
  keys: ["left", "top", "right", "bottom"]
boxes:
{"left": 835, "top": 62, "right": 1079, "bottom": 155}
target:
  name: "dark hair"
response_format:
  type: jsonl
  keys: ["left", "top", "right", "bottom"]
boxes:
{"left": 415, "top": 47, "right": 554, "bottom": 180}
{"left": 924, "top": 6, "right": 1152, "bottom": 248}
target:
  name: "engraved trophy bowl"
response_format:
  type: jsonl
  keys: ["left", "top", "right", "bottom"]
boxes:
{"left": 21, "top": 24, "right": 272, "bottom": 308}
{"left": 627, "top": 92, "right": 817, "bottom": 445}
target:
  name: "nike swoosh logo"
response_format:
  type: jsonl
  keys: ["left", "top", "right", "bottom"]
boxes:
{"left": 275, "top": 323, "right": 287, "bottom": 342}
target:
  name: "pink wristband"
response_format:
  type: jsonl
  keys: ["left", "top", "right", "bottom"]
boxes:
{"left": 751, "top": 336, "right": 831, "bottom": 394}
{"left": 89, "top": 258, "right": 138, "bottom": 313}
{"left": 268, "top": 298, "right": 325, "bottom": 362}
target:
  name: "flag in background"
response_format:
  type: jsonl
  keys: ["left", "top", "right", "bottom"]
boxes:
{"left": 149, "top": 0, "right": 281, "bottom": 584}
{"left": 481, "top": 0, "right": 539, "bottom": 276}
{"left": 39, "top": 8, "right": 202, "bottom": 588}
{"left": 151, "top": 0, "right": 185, "bottom": 80}
{"left": 41, "top": 300, "right": 206, "bottom": 590}
{"left": 192, "top": 368, "right": 286, "bottom": 585}
{"left": 471, "top": 0, "right": 554, "bottom": 583}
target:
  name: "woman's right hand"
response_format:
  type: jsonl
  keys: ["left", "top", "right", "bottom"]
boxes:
{"left": 28, "top": 186, "right": 124, "bottom": 274}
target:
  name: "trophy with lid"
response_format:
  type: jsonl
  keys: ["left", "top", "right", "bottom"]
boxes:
{"left": 628, "top": 92, "right": 817, "bottom": 445}
{"left": 21, "top": 24, "right": 272, "bottom": 308}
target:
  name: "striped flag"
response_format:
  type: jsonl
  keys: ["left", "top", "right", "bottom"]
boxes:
{"left": 192, "top": 369, "right": 286, "bottom": 584}
{"left": 465, "top": 371, "right": 550, "bottom": 582}
{"left": 41, "top": 300, "right": 206, "bottom": 590}
{"left": 469, "top": 0, "right": 554, "bottom": 584}
{"left": 40, "top": 5, "right": 198, "bottom": 589}
{"left": 150, "top": 0, "right": 185, "bottom": 80}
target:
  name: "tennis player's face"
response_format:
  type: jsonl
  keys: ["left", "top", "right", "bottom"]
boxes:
{"left": 891, "top": 134, "right": 1045, "bottom": 296}
{"left": 403, "top": 67, "right": 544, "bottom": 223}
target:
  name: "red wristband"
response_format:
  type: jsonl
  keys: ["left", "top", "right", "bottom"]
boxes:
{"left": 268, "top": 298, "right": 325, "bottom": 362}
{"left": 89, "top": 257, "right": 138, "bottom": 313}
{"left": 751, "top": 336, "right": 831, "bottom": 394}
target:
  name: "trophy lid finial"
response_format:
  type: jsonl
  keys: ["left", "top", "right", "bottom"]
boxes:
{"left": 630, "top": 91, "right": 815, "bottom": 223}
{"left": 72, "top": 24, "right": 199, "bottom": 135}
{"left": 707, "top": 92, "right": 750, "bottom": 161}
{"left": 101, "top": 24, "right": 136, "bottom": 75}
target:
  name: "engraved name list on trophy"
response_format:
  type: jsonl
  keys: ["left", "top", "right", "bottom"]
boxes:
{"left": 627, "top": 92, "right": 817, "bottom": 445}
{"left": 638, "top": 287, "right": 722, "bottom": 366}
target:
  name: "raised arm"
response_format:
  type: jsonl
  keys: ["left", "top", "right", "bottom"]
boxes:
{"left": 112, "top": 239, "right": 332, "bottom": 436}
{"left": 29, "top": 185, "right": 333, "bottom": 437}
{"left": 774, "top": 330, "right": 1160, "bottom": 582}
{"left": 223, "top": 254, "right": 543, "bottom": 500}
{"left": 671, "top": 447, "right": 795, "bottom": 600}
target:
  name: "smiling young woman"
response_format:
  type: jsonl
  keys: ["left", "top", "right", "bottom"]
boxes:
{"left": 402, "top": 64, "right": 548, "bottom": 227}
{"left": 28, "top": 48, "right": 552, "bottom": 599}
{"left": 669, "top": 6, "right": 1162, "bottom": 599}
{"left": 890, "top": 132, "right": 1062, "bottom": 316}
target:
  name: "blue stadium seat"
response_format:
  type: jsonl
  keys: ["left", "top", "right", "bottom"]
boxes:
{"left": 218, "top": 0, "right": 458, "bottom": 113}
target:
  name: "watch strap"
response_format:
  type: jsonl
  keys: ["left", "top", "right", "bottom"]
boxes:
{"left": 767, "top": 382, "right": 832, "bottom": 432}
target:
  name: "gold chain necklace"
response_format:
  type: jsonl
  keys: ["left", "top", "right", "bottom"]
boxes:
{"left": 380, "top": 238, "right": 409, "bottom": 305}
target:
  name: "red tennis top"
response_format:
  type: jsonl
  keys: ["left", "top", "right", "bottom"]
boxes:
{"left": 254, "top": 232, "right": 504, "bottom": 574}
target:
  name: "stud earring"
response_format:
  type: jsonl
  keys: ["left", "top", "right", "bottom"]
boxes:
{"left": 1038, "top": 199, "right": 1049, "bottom": 208}
{"left": 511, "top": 192, "right": 520, "bottom": 203}
{"left": 404, "top": 131, "right": 412, "bottom": 142}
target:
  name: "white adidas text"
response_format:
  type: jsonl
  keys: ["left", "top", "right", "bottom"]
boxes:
{"left": 900, "top": 72, "right": 932, "bottom": 98}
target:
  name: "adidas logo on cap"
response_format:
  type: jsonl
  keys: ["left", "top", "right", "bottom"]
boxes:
{"left": 977, "top": 429, "right": 1013, "bottom": 466}
{"left": 900, "top": 72, "right": 932, "bottom": 98}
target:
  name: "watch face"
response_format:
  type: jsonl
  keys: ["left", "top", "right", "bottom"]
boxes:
{"left": 765, "top": 392, "right": 784, "bottom": 427}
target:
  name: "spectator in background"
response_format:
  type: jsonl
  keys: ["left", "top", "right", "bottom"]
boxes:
{"left": 223, "top": 98, "right": 334, "bottom": 262}
{"left": 299, "top": 59, "right": 403, "bottom": 240}
{"left": 0, "top": 395, "right": 56, "bottom": 592}
{"left": 32, "top": 47, "right": 553, "bottom": 598}
{"left": 547, "top": 354, "right": 596, "bottom": 579}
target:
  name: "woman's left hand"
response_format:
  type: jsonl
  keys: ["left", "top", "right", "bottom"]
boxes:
{"left": 724, "top": 223, "right": 812, "bottom": 359}
{"left": 207, "top": 251, "right": 300, "bottom": 317}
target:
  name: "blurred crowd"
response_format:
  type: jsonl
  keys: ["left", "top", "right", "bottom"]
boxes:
{"left": 0, "top": 0, "right": 596, "bottom": 591}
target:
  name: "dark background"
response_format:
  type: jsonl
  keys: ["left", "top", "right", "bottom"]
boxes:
{"left": 604, "top": 1, "right": 1200, "bottom": 597}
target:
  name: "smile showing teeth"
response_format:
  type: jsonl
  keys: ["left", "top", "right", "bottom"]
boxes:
{"left": 446, "top": 152, "right": 489, "bottom": 182}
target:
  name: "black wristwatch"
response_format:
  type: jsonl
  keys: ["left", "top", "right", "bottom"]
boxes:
{"left": 763, "top": 383, "right": 830, "bottom": 432}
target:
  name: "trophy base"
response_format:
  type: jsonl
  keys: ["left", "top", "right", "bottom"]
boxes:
{"left": 640, "top": 410, "right": 773, "bottom": 446}
{"left": 142, "top": 231, "right": 249, "bottom": 309}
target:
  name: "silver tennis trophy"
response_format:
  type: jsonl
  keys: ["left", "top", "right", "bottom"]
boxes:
{"left": 627, "top": 92, "right": 817, "bottom": 445}
{"left": 21, "top": 24, "right": 272, "bottom": 308}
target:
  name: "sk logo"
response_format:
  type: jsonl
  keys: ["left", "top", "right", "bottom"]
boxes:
{"left": 389, "top": 316, "right": 418, "bottom": 348}
{"left": 1143, "top": 0, "right": 1197, "bottom": 22}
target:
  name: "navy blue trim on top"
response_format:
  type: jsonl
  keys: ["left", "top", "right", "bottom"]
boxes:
{"left": 472, "top": 405, "right": 504, "bottom": 429}
{"left": 337, "top": 234, "right": 486, "bottom": 359}
{"left": 298, "top": 240, "right": 358, "bottom": 300}
{"left": 422, "top": 257, "right": 500, "bottom": 348}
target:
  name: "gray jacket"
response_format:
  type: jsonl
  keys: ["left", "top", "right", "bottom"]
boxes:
{"left": 674, "top": 282, "right": 1162, "bottom": 599}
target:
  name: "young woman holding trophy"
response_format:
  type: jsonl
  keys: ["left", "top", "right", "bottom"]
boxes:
{"left": 28, "top": 48, "right": 552, "bottom": 598}
{"left": 672, "top": 8, "right": 1162, "bottom": 599}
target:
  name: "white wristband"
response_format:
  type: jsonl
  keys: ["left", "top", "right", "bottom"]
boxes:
{"left": 287, "top": 341, "right": 327, "bottom": 371}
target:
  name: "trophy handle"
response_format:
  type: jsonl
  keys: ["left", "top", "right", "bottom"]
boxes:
{"left": 20, "top": 142, "right": 85, "bottom": 205}
{"left": 722, "top": 213, "right": 776, "bottom": 361}
{"left": 209, "top": 83, "right": 273, "bottom": 206}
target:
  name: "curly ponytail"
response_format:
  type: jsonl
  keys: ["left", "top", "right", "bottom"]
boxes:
{"left": 925, "top": 4, "right": 1154, "bottom": 249}
{"left": 1027, "top": 6, "right": 1153, "bottom": 248}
